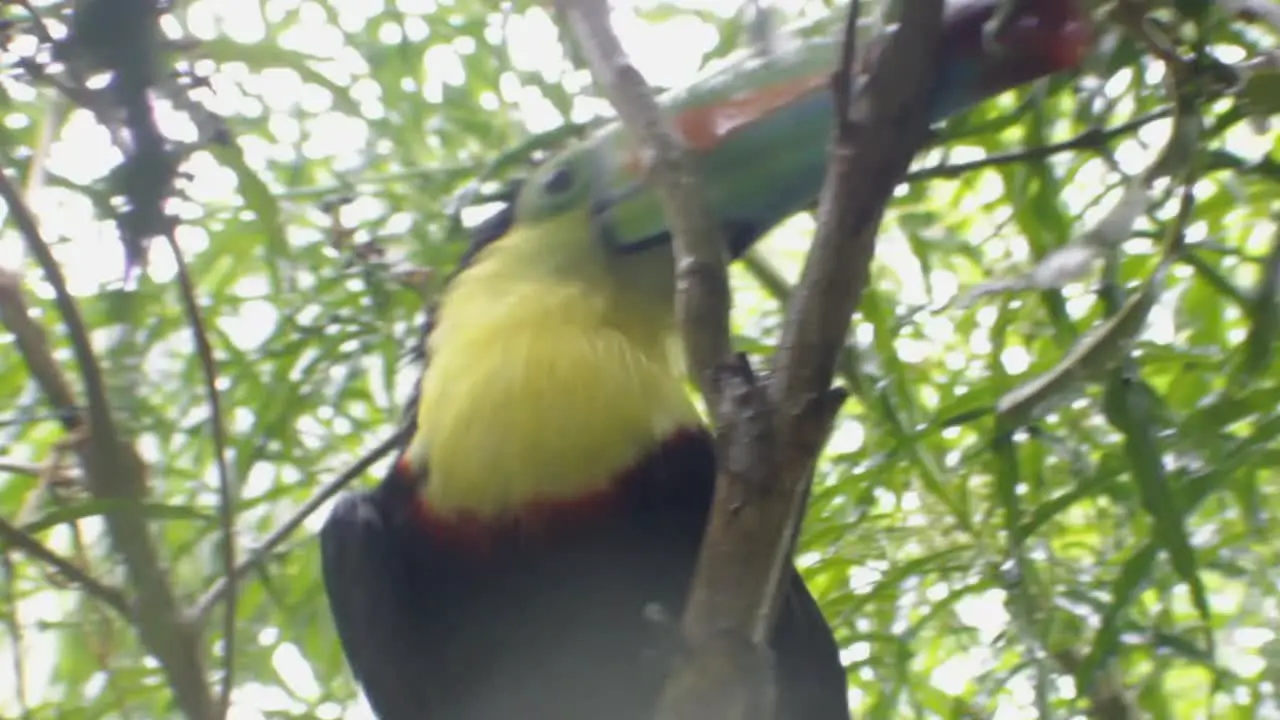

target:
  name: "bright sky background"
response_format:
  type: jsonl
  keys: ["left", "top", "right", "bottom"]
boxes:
{"left": 1, "top": 0, "right": 1276, "bottom": 717}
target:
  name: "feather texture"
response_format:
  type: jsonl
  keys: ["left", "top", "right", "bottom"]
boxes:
{"left": 322, "top": 430, "right": 850, "bottom": 720}
{"left": 406, "top": 208, "right": 699, "bottom": 519}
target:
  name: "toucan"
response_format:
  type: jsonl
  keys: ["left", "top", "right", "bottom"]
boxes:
{"left": 320, "top": 2, "right": 1090, "bottom": 718}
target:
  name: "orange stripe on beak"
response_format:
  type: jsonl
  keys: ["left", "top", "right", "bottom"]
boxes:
{"left": 625, "top": 72, "right": 829, "bottom": 175}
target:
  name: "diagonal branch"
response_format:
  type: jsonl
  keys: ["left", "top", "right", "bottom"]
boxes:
{"left": 0, "top": 171, "right": 215, "bottom": 720}
{"left": 0, "top": 267, "right": 80, "bottom": 427}
{"left": 908, "top": 107, "right": 1174, "bottom": 182}
{"left": 189, "top": 427, "right": 408, "bottom": 622}
{"left": 0, "top": 516, "right": 133, "bottom": 618}
{"left": 162, "top": 230, "right": 237, "bottom": 714}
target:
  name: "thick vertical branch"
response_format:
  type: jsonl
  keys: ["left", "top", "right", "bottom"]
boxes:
{"left": 772, "top": 3, "right": 943, "bottom": 407}
{"left": 769, "top": 0, "right": 944, "bottom": 495}
{"left": 162, "top": 230, "right": 238, "bottom": 713}
{"left": 759, "top": 1, "right": 944, "bottom": 633}
{"left": 0, "top": 173, "right": 216, "bottom": 720}
{"left": 665, "top": 0, "right": 946, "bottom": 706}
{"left": 559, "top": 1, "right": 944, "bottom": 718}
{"left": 554, "top": 2, "right": 780, "bottom": 717}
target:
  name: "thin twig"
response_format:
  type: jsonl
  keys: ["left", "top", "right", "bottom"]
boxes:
{"left": 1, "top": 552, "right": 29, "bottom": 714}
{"left": 835, "top": 0, "right": 863, "bottom": 117}
{"left": 0, "top": 460, "right": 49, "bottom": 477}
{"left": 189, "top": 428, "right": 408, "bottom": 622}
{"left": 0, "top": 178, "right": 105, "bottom": 438}
{"left": 0, "top": 517, "right": 133, "bottom": 618}
{"left": 12, "top": 0, "right": 60, "bottom": 47}
{"left": 161, "top": 230, "right": 237, "bottom": 715}
{"left": 23, "top": 96, "right": 65, "bottom": 217}
{"left": 0, "top": 268, "right": 82, "bottom": 429}
{"left": 0, "top": 170, "right": 215, "bottom": 720}
{"left": 908, "top": 108, "right": 1174, "bottom": 182}
{"left": 12, "top": 0, "right": 97, "bottom": 109}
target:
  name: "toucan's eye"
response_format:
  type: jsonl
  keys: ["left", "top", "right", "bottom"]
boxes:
{"left": 512, "top": 149, "right": 590, "bottom": 222}
{"left": 544, "top": 166, "right": 573, "bottom": 194}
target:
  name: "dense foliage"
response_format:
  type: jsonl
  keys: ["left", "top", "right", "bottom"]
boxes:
{"left": 1, "top": 0, "right": 1278, "bottom": 718}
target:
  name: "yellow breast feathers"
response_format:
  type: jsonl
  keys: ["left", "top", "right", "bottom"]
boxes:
{"left": 404, "top": 210, "right": 702, "bottom": 519}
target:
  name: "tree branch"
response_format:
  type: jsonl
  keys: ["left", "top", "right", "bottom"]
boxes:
{"left": 189, "top": 427, "right": 408, "bottom": 622}
{"left": 771, "top": 1, "right": 942, "bottom": 407}
{"left": 559, "top": 1, "right": 945, "bottom": 718}
{"left": 162, "top": 230, "right": 237, "bottom": 714}
{"left": 757, "top": 8, "right": 947, "bottom": 647}
{"left": 667, "top": 2, "right": 946, "bottom": 715}
{"left": 554, "top": 2, "right": 782, "bottom": 717}
{"left": 0, "top": 516, "right": 133, "bottom": 618}
{"left": 908, "top": 107, "right": 1174, "bottom": 182}
{"left": 0, "top": 267, "right": 80, "bottom": 428}
{"left": 0, "top": 171, "right": 215, "bottom": 720}
{"left": 0, "top": 460, "right": 62, "bottom": 478}
{"left": 553, "top": 0, "right": 733, "bottom": 402}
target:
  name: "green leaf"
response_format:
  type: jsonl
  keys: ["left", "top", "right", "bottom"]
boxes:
{"left": 1237, "top": 69, "right": 1280, "bottom": 117}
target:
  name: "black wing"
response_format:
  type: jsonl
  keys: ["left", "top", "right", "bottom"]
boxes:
{"left": 320, "top": 485, "right": 434, "bottom": 720}
{"left": 773, "top": 568, "right": 851, "bottom": 720}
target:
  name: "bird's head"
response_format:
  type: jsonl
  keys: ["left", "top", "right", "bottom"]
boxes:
{"left": 406, "top": 0, "right": 1089, "bottom": 518}
{"left": 460, "top": 0, "right": 1091, "bottom": 305}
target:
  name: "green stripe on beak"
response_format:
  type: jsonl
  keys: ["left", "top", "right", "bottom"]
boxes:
{"left": 580, "top": 0, "right": 1089, "bottom": 256}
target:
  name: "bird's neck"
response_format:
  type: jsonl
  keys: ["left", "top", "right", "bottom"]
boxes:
{"left": 403, "top": 228, "right": 702, "bottom": 522}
